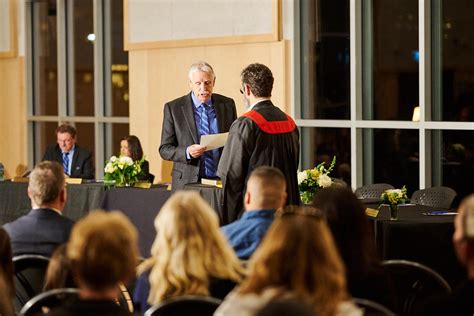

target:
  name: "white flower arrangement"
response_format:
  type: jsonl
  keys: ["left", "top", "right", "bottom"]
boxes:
{"left": 298, "top": 156, "right": 336, "bottom": 204}
{"left": 104, "top": 155, "right": 143, "bottom": 186}
{"left": 380, "top": 186, "right": 410, "bottom": 206}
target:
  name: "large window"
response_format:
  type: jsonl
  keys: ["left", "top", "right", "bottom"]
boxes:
{"left": 298, "top": 1, "right": 474, "bottom": 205}
{"left": 27, "top": 0, "right": 129, "bottom": 178}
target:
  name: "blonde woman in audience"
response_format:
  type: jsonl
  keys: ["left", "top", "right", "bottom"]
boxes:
{"left": 214, "top": 206, "right": 362, "bottom": 316}
{"left": 133, "top": 191, "right": 244, "bottom": 314}
{"left": 0, "top": 227, "right": 15, "bottom": 316}
{"left": 48, "top": 210, "right": 139, "bottom": 316}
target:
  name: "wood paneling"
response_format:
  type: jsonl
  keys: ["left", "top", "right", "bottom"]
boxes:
{"left": 129, "top": 41, "right": 289, "bottom": 182}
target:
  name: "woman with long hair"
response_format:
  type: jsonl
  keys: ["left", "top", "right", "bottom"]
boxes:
{"left": 312, "top": 187, "right": 396, "bottom": 310}
{"left": 133, "top": 191, "right": 244, "bottom": 314}
{"left": 215, "top": 206, "right": 361, "bottom": 316}
{"left": 120, "top": 135, "right": 152, "bottom": 182}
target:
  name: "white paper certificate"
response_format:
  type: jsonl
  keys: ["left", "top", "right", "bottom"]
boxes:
{"left": 200, "top": 132, "right": 229, "bottom": 151}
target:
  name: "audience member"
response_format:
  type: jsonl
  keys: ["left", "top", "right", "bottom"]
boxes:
{"left": 159, "top": 61, "right": 237, "bottom": 191}
{"left": 133, "top": 191, "right": 244, "bottom": 314}
{"left": 423, "top": 194, "right": 474, "bottom": 315}
{"left": 218, "top": 63, "right": 300, "bottom": 223}
{"left": 3, "top": 161, "right": 74, "bottom": 256}
{"left": 42, "top": 124, "right": 94, "bottom": 179}
{"left": 43, "top": 244, "right": 75, "bottom": 291}
{"left": 48, "top": 210, "right": 138, "bottom": 316}
{"left": 214, "top": 206, "right": 362, "bottom": 316}
{"left": 120, "top": 135, "right": 153, "bottom": 182}
{"left": 255, "top": 298, "right": 314, "bottom": 316}
{"left": 0, "top": 227, "right": 15, "bottom": 316}
{"left": 221, "top": 166, "right": 287, "bottom": 259}
{"left": 312, "top": 187, "right": 396, "bottom": 310}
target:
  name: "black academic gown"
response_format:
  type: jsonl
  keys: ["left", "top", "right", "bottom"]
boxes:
{"left": 217, "top": 100, "right": 300, "bottom": 224}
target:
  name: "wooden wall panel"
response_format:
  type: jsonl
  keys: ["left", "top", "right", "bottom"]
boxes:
{"left": 0, "top": 57, "right": 26, "bottom": 178}
{"left": 129, "top": 41, "right": 289, "bottom": 182}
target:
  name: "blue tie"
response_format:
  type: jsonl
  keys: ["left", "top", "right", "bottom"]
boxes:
{"left": 200, "top": 104, "right": 216, "bottom": 177}
{"left": 63, "top": 152, "right": 69, "bottom": 175}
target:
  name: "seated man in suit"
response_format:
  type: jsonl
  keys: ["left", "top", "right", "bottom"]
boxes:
{"left": 42, "top": 124, "right": 94, "bottom": 179}
{"left": 159, "top": 61, "right": 237, "bottom": 191}
{"left": 3, "top": 161, "right": 75, "bottom": 256}
{"left": 221, "top": 166, "right": 287, "bottom": 260}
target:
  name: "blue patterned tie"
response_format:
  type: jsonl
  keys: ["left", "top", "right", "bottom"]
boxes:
{"left": 63, "top": 152, "right": 69, "bottom": 174}
{"left": 200, "top": 104, "right": 216, "bottom": 177}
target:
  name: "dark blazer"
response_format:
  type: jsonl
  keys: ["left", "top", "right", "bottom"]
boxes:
{"left": 43, "top": 144, "right": 95, "bottom": 179}
{"left": 159, "top": 92, "right": 237, "bottom": 191}
{"left": 3, "top": 208, "right": 75, "bottom": 256}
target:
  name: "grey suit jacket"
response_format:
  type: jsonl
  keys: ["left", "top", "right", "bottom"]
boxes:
{"left": 159, "top": 92, "right": 237, "bottom": 191}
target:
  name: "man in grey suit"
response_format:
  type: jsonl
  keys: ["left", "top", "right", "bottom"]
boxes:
{"left": 159, "top": 61, "right": 237, "bottom": 191}
{"left": 3, "top": 161, "right": 74, "bottom": 256}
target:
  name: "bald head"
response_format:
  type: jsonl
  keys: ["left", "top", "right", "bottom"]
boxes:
{"left": 244, "top": 167, "right": 287, "bottom": 211}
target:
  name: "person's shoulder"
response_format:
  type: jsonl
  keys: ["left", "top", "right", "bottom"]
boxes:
{"left": 75, "top": 145, "right": 92, "bottom": 155}
{"left": 213, "top": 93, "right": 235, "bottom": 104}
{"left": 166, "top": 93, "right": 191, "bottom": 106}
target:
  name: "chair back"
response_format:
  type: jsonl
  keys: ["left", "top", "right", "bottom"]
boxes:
{"left": 117, "top": 282, "right": 134, "bottom": 313}
{"left": 352, "top": 298, "right": 396, "bottom": 316}
{"left": 144, "top": 295, "right": 222, "bottom": 316}
{"left": 382, "top": 260, "right": 451, "bottom": 316}
{"left": 19, "top": 288, "right": 79, "bottom": 316}
{"left": 355, "top": 183, "right": 394, "bottom": 200}
{"left": 410, "top": 186, "right": 457, "bottom": 209}
{"left": 13, "top": 255, "right": 51, "bottom": 311}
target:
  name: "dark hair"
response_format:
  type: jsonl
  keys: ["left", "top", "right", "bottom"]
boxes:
{"left": 55, "top": 124, "right": 77, "bottom": 138}
{"left": 241, "top": 63, "right": 274, "bottom": 98}
{"left": 121, "top": 135, "right": 144, "bottom": 162}
{"left": 0, "top": 227, "right": 14, "bottom": 298}
{"left": 312, "top": 187, "right": 380, "bottom": 280}
{"left": 43, "top": 244, "right": 75, "bottom": 291}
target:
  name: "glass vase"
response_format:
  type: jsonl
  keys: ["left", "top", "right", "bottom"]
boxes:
{"left": 389, "top": 204, "right": 398, "bottom": 221}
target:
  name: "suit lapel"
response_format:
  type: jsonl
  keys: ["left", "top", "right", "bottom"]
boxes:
{"left": 71, "top": 147, "right": 79, "bottom": 174}
{"left": 214, "top": 95, "right": 226, "bottom": 133}
{"left": 182, "top": 93, "right": 199, "bottom": 144}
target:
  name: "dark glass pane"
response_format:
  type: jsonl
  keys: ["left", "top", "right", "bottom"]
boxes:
{"left": 104, "top": 123, "right": 129, "bottom": 159}
{"left": 108, "top": 0, "right": 129, "bottom": 117}
{"left": 369, "top": 129, "right": 419, "bottom": 195}
{"left": 34, "top": 122, "right": 59, "bottom": 164}
{"left": 437, "top": 130, "right": 474, "bottom": 206}
{"left": 432, "top": 0, "right": 474, "bottom": 121}
{"left": 74, "top": 123, "right": 95, "bottom": 161}
{"left": 300, "top": 0, "right": 350, "bottom": 119}
{"left": 300, "top": 127, "right": 351, "bottom": 185}
{"left": 32, "top": 0, "right": 58, "bottom": 116}
{"left": 72, "top": 0, "right": 94, "bottom": 116}
{"left": 364, "top": 1, "right": 419, "bottom": 120}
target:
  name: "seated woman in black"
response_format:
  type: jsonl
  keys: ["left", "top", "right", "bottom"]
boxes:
{"left": 312, "top": 187, "right": 397, "bottom": 312}
{"left": 120, "top": 135, "right": 153, "bottom": 182}
{"left": 133, "top": 191, "right": 244, "bottom": 315}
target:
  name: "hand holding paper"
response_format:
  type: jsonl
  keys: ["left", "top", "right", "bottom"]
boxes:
{"left": 200, "top": 132, "right": 229, "bottom": 151}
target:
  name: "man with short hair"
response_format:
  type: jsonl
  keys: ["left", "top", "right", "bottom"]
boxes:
{"left": 160, "top": 61, "right": 237, "bottom": 191}
{"left": 221, "top": 167, "right": 287, "bottom": 259}
{"left": 42, "top": 124, "right": 95, "bottom": 179}
{"left": 218, "top": 63, "right": 300, "bottom": 223}
{"left": 3, "top": 161, "right": 75, "bottom": 256}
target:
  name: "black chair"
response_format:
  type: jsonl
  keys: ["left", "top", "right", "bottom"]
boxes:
{"left": 382, "top": 260, "right": 451, "bottom": 316}
{"left": 410, "top": 186, "right": 457, "bottom": 209}
{"left": 19, "top": 288, "right": 79, "bottom": 316}
{"left": 355, "top": 183, "right": 395, "bottom": 200}
{"left": 117, "top": 282, "right": 134, "bottom": 313}
{"left": 352, "top": 298, "right": 396, "bottom": 316}
{"left": 144, "top": 295, "right": 222, "bottom": 316}
{"left": 13, "top": 255, "right": 51, "bottom": 311}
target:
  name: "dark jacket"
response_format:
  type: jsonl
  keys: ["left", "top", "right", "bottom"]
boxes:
{"left": 43, "top": 144, "right": 95, "bottom": 179}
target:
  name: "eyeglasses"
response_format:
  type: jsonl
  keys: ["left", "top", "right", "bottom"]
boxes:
{"left": 239, "top": 88, "right": 243, "bottom": 94}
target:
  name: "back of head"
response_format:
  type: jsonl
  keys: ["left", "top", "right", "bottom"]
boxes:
{"left": 0, "top": 227, "right": 14, "bottom": 298}
{"left": 43, "top": 244, "right": 75, "bottom": 291}
{"left": 454, "top": 194, "right": 474, "bottom": 255}
{"left": 240, "top": 206, "right": 346, "bottom": 315}
{"left": 246, "top": 166, "right": 287, "bottom": 210}
{"left": 122, "top": 135, "right": 144, "bottom": 161}
{"left": 28, "top": 161, "right": 65, "bottom": 206}
{"left": 144, "top": 191, "right": 242, "bottom": 303}
{"left": 241, "top": 63, "right": 274, "bottom": 98}
{"left": 188, "top": 61, "right": 215, "bottom": 80}
{"left": 67, "top": 210, "right": 138, "bottom": 291}
{"left": 312, "top": 187, "right": 379, "bottom": 277}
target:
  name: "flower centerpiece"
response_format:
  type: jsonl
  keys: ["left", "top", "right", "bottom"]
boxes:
{"left": 104, "top": 155, "right": 143, "bottom": 187}
{"left": 380, "top": 186, "right": 410, "bottom": 220}
{"left": 298, "top": 156, "right": 336, "bottom": 204}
